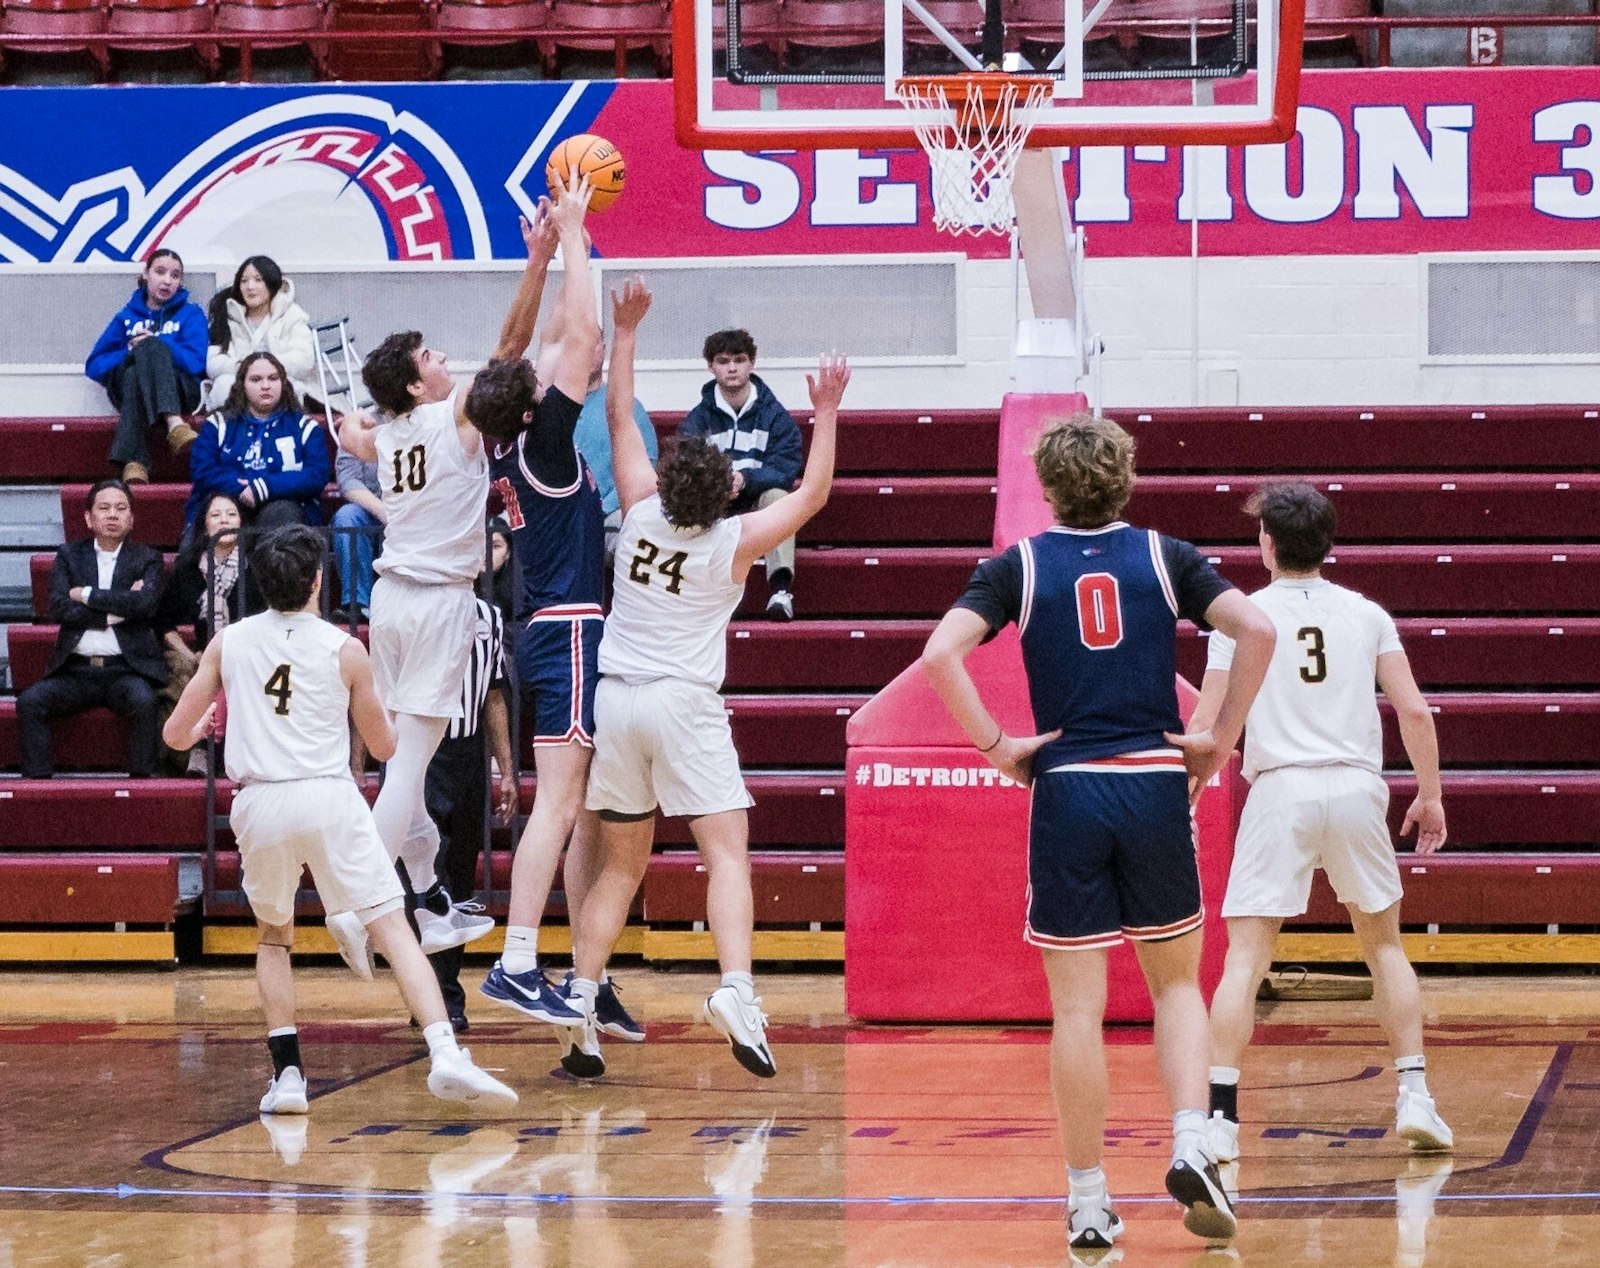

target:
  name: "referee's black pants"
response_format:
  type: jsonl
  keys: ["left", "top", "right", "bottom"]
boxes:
{"left": 424, "top": 732, "right": 489, "bottom": 1015}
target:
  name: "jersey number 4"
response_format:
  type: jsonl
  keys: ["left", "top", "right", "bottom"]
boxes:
{"left": 390, "top": 444, "right": 427, "bottom": 494}
{"left": 628, "top": 539, "right": 687, "bottom": 595}
{"left": 1074, "top": 573, "right": 1123, "bottom": 650}
{"left": 264, "top": 663, "right": 293, "bottom": 715}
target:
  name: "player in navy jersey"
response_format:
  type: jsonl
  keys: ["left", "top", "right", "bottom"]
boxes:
{"left": 922, "top": 414, "right": 1276, "bottom": 1252}
{"left": 462, "top": 193, "right": 639, "bottom": 1046}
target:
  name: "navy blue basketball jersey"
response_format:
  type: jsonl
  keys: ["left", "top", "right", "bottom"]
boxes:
{"left": 488, "top": 387, "right": 605, "bottom": 620}
{"left": 955, "top": 522, "right": 1232, "bottom": 769}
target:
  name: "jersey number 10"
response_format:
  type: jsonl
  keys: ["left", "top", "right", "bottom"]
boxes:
{"left": 391, "top": 444, "right": 427, "bottom": 494}
{"left": 1074, "top": 573, "right": 1124, "bottom": 650}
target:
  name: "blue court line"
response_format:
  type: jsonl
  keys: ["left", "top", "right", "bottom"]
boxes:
{"left": 4, "top": 1183, "right": 1600, "bottom": 1209}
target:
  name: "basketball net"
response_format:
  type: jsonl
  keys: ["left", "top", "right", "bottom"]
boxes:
{"left": 894, "top": 74, "right": 1053, "bottom": 237}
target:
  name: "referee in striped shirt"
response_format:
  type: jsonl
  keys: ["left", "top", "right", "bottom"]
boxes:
{"left": 409, "top": 596, "right": 518, "bottom": 1031}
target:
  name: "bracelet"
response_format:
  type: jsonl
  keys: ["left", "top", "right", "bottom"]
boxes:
{"left": 978, "top": 729, "right": 1004, "bottom": 753}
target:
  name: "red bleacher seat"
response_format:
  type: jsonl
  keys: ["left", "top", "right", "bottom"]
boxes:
{"left": 1291, "top": 853, "right": 1600, "bottom": 926}
{"left": 903, "top": 0, "right": 981, "bottom": 47}
{"left": 783, "top": 0, "right": 880, "bottom": 49}
{"left": 215, "top": 0, "right": 327, "bottom": 70}
{"left": 723, "top": 619, "right": 936, "bottom": 691}
{"left": 59, "top": 486, "right": 341, "bottom": 549}
{"left": 106, "top": 0, "right": 217, "bottom": 71}
{"left": 7, "top": 853, "right": 179, "bottom": 924}
{"left": 1380, "top": 693, "right": 1600, "bottom": 768}
{"left": 712, "top": 0, "right": 781, "bottom": 53}
{"left": 324, "top": 0, "right": 434, "bottom": 80}
{"left": 644, "top": 851, "right": 845, "bottom": 924}
{"left": 436, "top": 0, "right": 546, "bottom": 41}
{"left": 544, "top": 0, "right": 667, "bottom": 71}
{"left": 1304, "top": 0, "right": 1369, "bottom": 60}
{"left": 0, "top": 701, "right": 127, "bottom": 771}
{"left": 0, "top": 0, "right": 108, "bottom": 74}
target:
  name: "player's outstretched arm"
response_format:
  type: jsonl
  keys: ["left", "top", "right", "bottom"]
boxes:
{"left": 163, "top": 637, "right": 224, "bottom": 752}
{"left": 1377, "top": 649, "right": 1447, "bottom": 853}
{"left": 491, "top": 204, "right": 558, "bottom": 363}
{"left": 341, "top": 638, "right": 397, "bottom": 763}
{"left": 547, "top": 171, "right": 601, "bottom": 406}
{"left": 607, "top": 277, "right": 658, "bottom": 517}
{"left": 733, "top": 353, "right": 849, "bottom": 579}
{"left": 1166, "top": 590, "right": 1275, "bottom": 797}
{"left": 921, "top": 607, "right": 1061, "bottom": 788}
{"left": 337, "top": 409, "right": 381, "bottom": 463}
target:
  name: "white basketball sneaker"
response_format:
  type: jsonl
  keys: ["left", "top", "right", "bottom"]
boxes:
{"left": 259, "top": 1065, "right": 309, "bottom": 1115}
{"left": 704, "top": 984, "right": 777, "bottom": 1079}
{"left": 325, "top": 911, "right": 375, "bottom": 981}
{"left": 427, "top": 1046, "right": 519, "bottom": 1107}
{"left": 1395, "top": 1088, "right": 1454, "bottom": 1152}
{"left": 1067, "top": 1192, "right": 1125, "bottom": 1251}
{"left": 416, "top": 899, "right": 496, "bottom": 955}
{"left": 1209, "top": 1111, "right": 1240, "bottom": 1163}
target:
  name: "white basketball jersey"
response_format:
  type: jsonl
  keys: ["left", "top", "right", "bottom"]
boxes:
{"left": 599, "top": 496, "right": 744, "bottom": 689}
{"left": 1208, "top": 576, "right": 1403, "bottom": 781}
{"left": 373, "top": 390, "right": 489, "bottom": 584}
{"left": 221, "top": 610, "right": 356, "bottom": 784}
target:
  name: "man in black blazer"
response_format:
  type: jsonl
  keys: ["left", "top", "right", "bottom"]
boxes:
{"left": 17, "top": 479, "right": 168, "bottom": 778}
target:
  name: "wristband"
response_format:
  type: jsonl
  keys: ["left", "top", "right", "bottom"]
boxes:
{"left": 978, "top": 729, "right": 1004, "bottom": 753}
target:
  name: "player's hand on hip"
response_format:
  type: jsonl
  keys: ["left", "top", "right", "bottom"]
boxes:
{"left": 1165, "top": 727, "right": 1227, "bottom": 804}
{"left": 1401, "top": 795, "right": 1447, "bottom": 854}
{"left": 985, "top": 729, "right": 1061, "bottom": 788}
{"left": 611, "top": 276, "right": 652, "bottom": 330}
{"left": 806, "top": 352, "right": 851, "bottom": 411}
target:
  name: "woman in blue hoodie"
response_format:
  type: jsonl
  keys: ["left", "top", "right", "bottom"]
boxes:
{"left": 184, "top": 351, "right": 332, "bottom": 535}
{"left": 85, "top": 249, "right": 209, "bottom": 485}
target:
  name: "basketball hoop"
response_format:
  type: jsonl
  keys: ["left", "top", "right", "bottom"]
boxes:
{"left": 894, "top": 72, "right": 1053, "bottom": 237}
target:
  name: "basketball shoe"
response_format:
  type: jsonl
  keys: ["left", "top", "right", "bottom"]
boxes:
{"left": 561, "top": 971, "right": 646, "bottom": 1042}
{"left": 705, "top": 984, "right": 776, "bottom": 1078}
{"left": 480, "top": 961, "right": 584, "bottom": 1025}
{"left": 1165, "top": 1145, "right": 1238, "bottom": 1242}
{"left": 427, "top": 1046, "right": 518, "bottom": 1106}
{"left": 416, "top": 898, "right": 495, "bottom": 955}
{"left": 1067, "top": 1193, "right": 1125, "bottom": 1251}
{"left": 765, "top": 590, "right": 794, "bottom": 622}
{"left": 259, "top": 1065, "right": 308, "bottom": 1115}
{"left": 325, "top": 911, "right": 375, "bottom": 981}
{"left": 557, "top": 990, "right": 606, "bottom": 1081}
{"left": 1208, "top": 1111, "right": 1240, "bottom": 1163}
{"left": 1395, "top": 1088, "right": 1453, "bottom": 1152}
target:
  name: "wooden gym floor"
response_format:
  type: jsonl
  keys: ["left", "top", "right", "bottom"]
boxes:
{"left": 3, "top": 966, "right": 1599, "bottom": 1266}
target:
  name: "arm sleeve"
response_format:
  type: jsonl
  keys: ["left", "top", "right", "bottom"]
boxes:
{"left": 85, "top": 314, "right": 128, "bottom": 384}
{"left": 1161, "top": 535, "right": 1234, "bottom": 626}
{"left": 1206, "top": 628, "right": 1237, "bottom": 672}
{"left": 950, "top": 546, "right": 1025, "bottom": 635}
{"left": 740, "top": 407, "right": 802, "bottom": 496}
{"left": 257, "top": 420, "right": 331, "bottom": 504}
{"left": 634, "top": 401, "right": 659, "bottom": 463}
{"left": 48, "top": 549, "right": 99, "bottom": 629}
{"left": 522, "top": 386, "right": 583, "bottom": 487}
{"left": 166, "top": 305, "right": 210, "bottom": 378}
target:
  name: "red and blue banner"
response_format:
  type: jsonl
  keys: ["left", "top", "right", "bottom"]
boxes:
{"left": 0, "top": 68, "right": 1595, "bottom": 264}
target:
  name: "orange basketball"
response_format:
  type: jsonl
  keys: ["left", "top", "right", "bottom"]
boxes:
{"left": 545, "top": 133, "right": 626, "bottom": 213}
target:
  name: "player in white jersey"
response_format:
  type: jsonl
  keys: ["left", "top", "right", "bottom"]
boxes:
{"left": 326, "top": 182, "right": 594, "bottom": 977}
{"left": 162, "top": 525, "right": 516, "bottom": 1120}
{"left": 1187, "top": 483, "right": 1452, "bottom": 1166}
{"left": 563, "top": 278, "right": 850, "bottom": 1079}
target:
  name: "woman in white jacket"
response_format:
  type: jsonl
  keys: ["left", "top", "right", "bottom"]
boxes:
{"left": 205, "top": 255, "right": 318, "bottom": 410}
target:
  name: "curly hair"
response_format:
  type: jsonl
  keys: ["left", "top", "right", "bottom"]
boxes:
{"left": 221, "top": 351, "right": 300, "bottom": 419}
{"left": 362, "top": 331, "right": 424, "bottom": 416}
{"left": 464, "top": 357, "right": 537, "bottom": 444}
{"left": 657, "top": 437, "right": 735, "bottom": 531}
{"left": 1246, "top": 481, "right": 1336, "bottom": 572}
{"left": 1031, "top": 413, "right": 1136, "bottom": 529}
{"left": 703, "top": 328, "right": 757, "bottom": 363}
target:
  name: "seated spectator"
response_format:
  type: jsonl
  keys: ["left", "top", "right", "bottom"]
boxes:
{"left": 331, "top": 449, "right": 384, "bottom": 622}
{"left": 185, "top": 351, "right": 332, "bottom": 536}
{"left": 487, "top": 517, "right": 514, "bottom": 624}
{"left": 85, "top": 250, "right": 207, "bottom": 485}
{"left": 678, "top": 328, "right": 803, "bottom": 620}
{"left": 205, "top": 255, "right": 318, "bottom": 410}
{"left": 571, "top": 335, "right": 659, "bottom": 564}
{"left": 157, "top": 491, "right": 248, "bottom": 775}
{"left": 16, "top": 481, "right": 167, "bottom": 779}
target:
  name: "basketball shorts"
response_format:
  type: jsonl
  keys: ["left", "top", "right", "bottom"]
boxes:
{"left": 369, "top": 574, "right": 477, "bottom": 719}
{"left": 233, "top": 777, "right": 404, "bottom": 928}
{"left": 517, "top": 612, "right": 603, "bottom": 747}
{"left": 1026, "top": 763, "right": 1202, "bottom": 951}
{"left": 1224, "top": 764, "right": 1402, "bottom": 918}
{"left": 586, "top": 676, "right": 754, "bottom": 819}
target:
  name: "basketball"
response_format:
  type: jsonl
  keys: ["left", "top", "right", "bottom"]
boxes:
{"left": 545, "top": 133, "right": 626, "bottom": 213}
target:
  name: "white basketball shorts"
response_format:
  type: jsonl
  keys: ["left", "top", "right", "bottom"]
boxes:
{"left": 368, "top": 574, "right": 477, "bottom": 719}
{"left": 586, "top": 676, "right": 754, "bottom": 819}
{"left": 1223, "top": 764, "right": 1403, "bottom": 918}
{"left": 233, "top": 777, "right": 404, "bottom": 928}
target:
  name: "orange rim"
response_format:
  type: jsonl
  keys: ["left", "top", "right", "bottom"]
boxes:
{"left": 894, "top": 71, "right": 1054, "bottom": 106}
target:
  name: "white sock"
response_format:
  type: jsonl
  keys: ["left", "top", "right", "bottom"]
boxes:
{"left": 267, "top": 1026, "right": 297, "bottom": 1037}
{"left": 1209, "top": 1065, "right": 1240, "bottom": 1086}
{"left": 502, "top": 926, "right": 539, "bottom": 975}
{"left": 570, "top": 977, "right": 599, "bottom": 1006}
{"left": 722, "top": 970, "right": 756, "bottom": 1002}
{"left": 1173, "top": 1109, "right": 1210, "bottom": 1160}
{"left": 1067, "top": 1164, "right": 1107, "bottom": 1204}
{"left": 423, "top": 1021, "right": 459, "bottom": 1060}
{"left": 1396, "top": 1055, "right": 1430, "bottom": 1097}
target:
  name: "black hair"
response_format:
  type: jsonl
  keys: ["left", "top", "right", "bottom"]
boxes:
{"left": 86, "top": 478, "right": 133, "bottom": 510}
{"left": 487, "top": 516, "right": 512, "bottom": 552}
{"left": 657, "top": 437, "right": 735, "bottom": 531}
{"left": 1245, "top": 481, "right": 1337, "bottom": 572}
{"left": 250, "top": 524, "right": 323, "bottom": 612}
{"left": 702, "top": 328, "right": 757, "bottom": 363}
{"left": 177, "top": 492, "right": 244, "bottom": 571}
{"left": 222, "top": 351, "right": 301, "bottom": 419}
{"left": 465, "top": 357, "right": 537, "bottom": 444}
{"left": 140, "top": 249, "right": 184, "bottom": 304}
{"left": 207, "top": 255, "right": 285, "bottom": 345}
{"left": 363, "top": 331, "right": 425, "bottom": 416}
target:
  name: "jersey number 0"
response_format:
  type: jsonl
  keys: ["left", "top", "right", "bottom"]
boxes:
{"left": 1074, "top": 573, "right": 1124, "bottom": 650}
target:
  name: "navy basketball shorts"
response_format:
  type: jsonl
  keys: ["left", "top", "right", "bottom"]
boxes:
{"left": 1025, "top": 767, "right": 1204, "bottom": 951}
{"left": 516, "top": 614, "right": 603, "bottom": 748}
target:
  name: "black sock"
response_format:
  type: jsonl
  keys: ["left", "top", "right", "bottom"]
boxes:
{"left": 1210, "top": 1080, "right": 1239, "bottom": 1123}
{"left": 422, "top": 883, "right": 451, "bottom": 916}
{"left": 768, "top": 568, "right": 793, "bottom": 594}
{"left": 267, "top": 1030, "right": 302, "bottom": 1078}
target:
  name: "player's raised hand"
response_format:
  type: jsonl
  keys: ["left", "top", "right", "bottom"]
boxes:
{"left": 611, "top": 276, "right": 652, "bottom": 330}
{"left": 983, "top": 728, "right": 1062, "bottom": 788}
{"left": 520, "top": 201, "right": 558, "bottom": 262}
{"left": 806, "top": 352, "right": 851, "bottom": 412}
{"left": 1400, "top": 795, "right": 1447, "bottom": 854}
{"left": 548, "top": 169, "right": 594, "bottom": 232}
{"left": 1165, "top": 726, "right": 1228, "bottom": 805}
{"left": 337, "top": 408, "right": 380, "bottom": 452}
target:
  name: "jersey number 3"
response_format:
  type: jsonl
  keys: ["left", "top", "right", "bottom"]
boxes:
{"left": 264, "top": 663, "right": 293, "bottom": 715}
{"left": 1074, "top": 573, "right": 1123, "bottom": 650}
{"left": 1297, "top": 626, "right": 1328, "bottom": 683}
